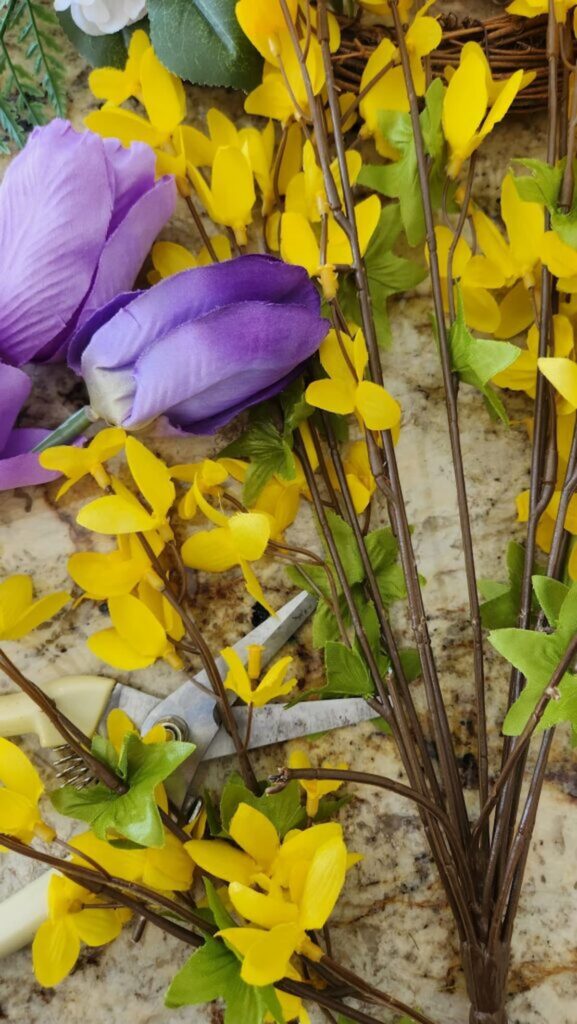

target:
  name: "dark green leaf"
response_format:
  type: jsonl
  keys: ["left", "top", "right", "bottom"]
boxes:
{"left": 313, "top": 794, "right": 352, "bottom": 821}
{"left": 57, "top": 10, "right": 128, "bottom": 67}
{"left": 364, "top": 527, "right": 407, "bottom": 605}
{"left": 324, "top": 641, "right": 373, "bottom": 697}
{"left": 147, "top": 0, "right": 262, "bottom": 90}
{"left": 220, "top": 774, "right": 305, "bottom": 837}
{"left": 220, "top": 421, "right": 296, "bottom": 505}
{"left": 280, "top": 379, "right": 314, "bottom": 435}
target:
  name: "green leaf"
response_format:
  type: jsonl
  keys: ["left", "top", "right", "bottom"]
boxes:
{"left": 324, "top": 641, "right": 374, "bottom": 697}
{"left": 51, "top": 733, "right": 194, "bottom": 847}
{"left": 490, "top": 582, "right": 577, "bottom": 735}
{"left": 364, "top": 527, "right": 407, "bottom": 605}
{"left": 512, "top": 158, "right": 564, "bottom": 209}
{"left": 532, "top": 576, "right": 569, "bottom": 627}
{"left": 449, "top": 291, "right": 520, "bottom": 424}
{"left": 325, "top": 509, "right": 364, "bottom": 586}
{"left": 551, "top": 205, "right": 577, "bottom": 249}
{"left": 166, "top": 937, "right": 283, "bottom": 1023}
{"left": 313, "top": 793, "right": 352, "bottom": 821}
{"left": 221, "top": 421, "right": 296, "bottom": 505}
{"left": 204, "top": 879, "right": 236, "bottom": 930}
{"left": 312, "top": 598, "right": 343, "bottom": 648}
{"left": 285, "top": 563, "right": 335, "bottom": 603}
{"left": 57, "top": 10, "right": 129, "bottom": 67}
{"left": 220, "top": 774, "right": 305, "bottom": 837}
{"left": 147, "top": 0, "right": 262, "bottom": 90}
{"left": 280, "top": 379, "right": 314, "bottom": 436}
{"left": 479, "top": 542, "right": 543, "bottom": 629}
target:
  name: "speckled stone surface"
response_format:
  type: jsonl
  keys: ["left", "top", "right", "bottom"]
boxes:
{"left": 0, "top": 4, "right": 575, "bottom": 1023}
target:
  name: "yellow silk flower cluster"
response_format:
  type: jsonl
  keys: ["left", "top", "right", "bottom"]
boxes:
{"left": 42, "top": 433, "right": 285, "bottom": 663}
{"left": 186, "top": 802, "right": 361, "bottom": 986}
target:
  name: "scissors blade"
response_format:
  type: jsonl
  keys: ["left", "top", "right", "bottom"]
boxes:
{"left": 138, "top": 591, "right": 316, "bottom": 802}
{"left": 204, "top": 697, "right": 378, "bottom": 760}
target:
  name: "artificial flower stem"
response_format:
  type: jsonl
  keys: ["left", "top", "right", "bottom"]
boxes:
{"left": 31, "top": 406, "right": 100, "bottom": 453}
{"left": 316, "top": 1, "right": 470, "bottom": 852}
{"left": 388, "top": 0, "right": 489, "bottom": 822}
{"left": 183, "top": 194, "right": 220, "bottom": 263}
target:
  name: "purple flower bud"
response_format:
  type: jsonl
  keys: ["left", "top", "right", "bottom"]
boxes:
{"left": 68, "top": 255, "right": 329, "bottom": 434}
{"left": 0, "top": 364, "right": 63, "bottom": 491}
{"left": 0, "top": 120, "right": 175, "bottom": 366}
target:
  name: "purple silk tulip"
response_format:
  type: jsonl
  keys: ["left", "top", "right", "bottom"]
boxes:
{"left": 0, "top": 365, "right": 63, "bottom": 491}
{"left": 0, "top": 119, "right": 175, "bottom": 366}
{"left": 68, "top": 256, "right": 329, "bottom": 434}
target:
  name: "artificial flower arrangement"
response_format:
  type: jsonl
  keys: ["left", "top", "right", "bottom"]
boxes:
{"left": 1, "top": 1, "right": 577, "bottom": 1023}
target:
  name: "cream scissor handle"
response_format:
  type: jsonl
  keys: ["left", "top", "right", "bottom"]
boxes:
{"left": 0, "top": 873, "right": 54, "bottom": 957}
{"left": 0, "top": 675, "right": 115, "bottom": 747}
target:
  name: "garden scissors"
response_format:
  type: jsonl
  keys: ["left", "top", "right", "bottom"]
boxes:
{"left": 0, "top": 590, "right": 377, "bottom": 957}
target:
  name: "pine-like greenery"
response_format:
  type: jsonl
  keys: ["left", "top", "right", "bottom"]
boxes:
{"left": 0, "top": 0, "right": 67, "bottom": 153}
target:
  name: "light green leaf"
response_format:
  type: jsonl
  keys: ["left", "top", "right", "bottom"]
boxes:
{"left": 324, "top": 641, "right": 373, "bottom": 697}
{"left": 166, "top": 937, "right": 283, "bottom": 1022}
{"left": 280, "top": 379, "right": 314, "bottom": 436}
{"left": 285, "top": 563, "right": 335, "bottom": 603}
{"left": 364, "top": 528, "right": 407, "bottom": 606}
{"left": 147, "top": 0, "right": 262, "bottom": 90}
{"left": 512, "top": 158, "right": 563, "bottom": 209}
{"left": 532, "top": 576, "right": 569, "bottom": 627}
{"left": 204, "top": 879, "right": 236, "bottom": 930}
{"left": 449, "top": 291, "right": 520, "bottom": 424}
{"left": 479, "top": 542, "right": 543, "bottom": 629}
{"left": 325, "top": 509, "right": 364, "bottom": 586}
{"left": 51, "top": 733, "right": 194, "bottom": 847}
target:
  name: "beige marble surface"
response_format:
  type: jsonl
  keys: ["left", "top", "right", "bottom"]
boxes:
{"left": 1, "top": 4, "right": 576, "bottom": 1023}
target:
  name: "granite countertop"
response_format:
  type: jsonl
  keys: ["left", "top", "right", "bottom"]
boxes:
{"left": 0, "top": 3, "right": 575, "bottom": 1022}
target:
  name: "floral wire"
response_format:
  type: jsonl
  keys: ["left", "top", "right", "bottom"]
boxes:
{"left": 183, "top": 193, "right": 219, "bottom": 262}
{"left": 387, "top": 0, "right": 489, "bottom": 823}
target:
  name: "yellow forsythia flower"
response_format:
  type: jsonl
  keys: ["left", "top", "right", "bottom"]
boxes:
{"left": 187, "top": 803, "right": 358, "bottom": 986}
{"left": 221, "top": 455, "right": 308, "bottom": 540}
{"left": 221, "top": 644, "right": 297, "bottom": 707}
{"left": 281, "top": 195, "right": 380, "bottom": 299}
{"left": 245, "top": 36, "right": 325, "bottom": 124}
{"left": 443, "top": 43, "right": 525, "bottom": 178}
{"left": 305, "top": 328, "right": 402, "bottom": 432}
{"left": 507, "top": 0, "right": 577, "bottom": 19}
{"left": 33, "top": 874, "right": 130, "bottom": 988}
{"left": 188, "top": 146, "right": 256, "bottom": 246}
{"left": 67, "top": 533, "right": 165, "bottom": 600}
{"left": 86, "top": 32, "right": 187, "bottom": 180}
{"left": 71, "top": 826, "right": 195, "bottom": 895}
{"left": 235, "top": 0, "right": 298, "bottom": 64}
{"left": 170, "top": 458, "right": 229, "bottom": 520}
{"left": 493, "top": 315, "right": 574, "bottom": 399}
{"left": 181, "top": 479, "right": 273, "bottom": 613}
{"left": 432, "top": 225, "right": 503, "bottom": 334}
{"left": 0, "top": 575, "right": 69, "bottom": 641}
{"left": 88, "top": 593, "right": 183, "bottom": 672}
{"left": 288, "top": 749, "right": 348, "bottom": 818}
{"left": 0, "top": 738, "right": 54, "bottom": 844}
{"left": 39, "top": 427, "right": 126, "bottom": 499}
{"left": 148, "top": 235, "right": 232, "bottom": 283}
{"left": 285, "top": 140, "right": 362, "bottom": 223}
{"left": 77, "top": 438, "right": 175, "bottom": 542}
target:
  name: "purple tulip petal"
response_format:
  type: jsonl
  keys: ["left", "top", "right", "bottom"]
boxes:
{"left": 101, "top": 137, "right": 158, "bottom": 233}
{"left": 0, "top": 120, "right": 113, "bottom": 366}
{"left": 0, "top": 364, "right": 31, "bottom": 450}
{"left": 0, "top": 429, "right": 61, "bottom": 492}
{"left": 77, "top": 175, "right": 176, "bottom": 327}
{"left": 128, "top": 300, "right": 327, "bottom": 429}
{"left": 68, "top": 291, "right": 144, "bottom": 373}
{"left": 74, "top": 256, "right": 321, "bottom": 375}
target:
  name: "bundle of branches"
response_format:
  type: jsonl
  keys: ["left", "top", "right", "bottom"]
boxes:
{"left": 334, "top": 12, "right": 558, "bottom": 112}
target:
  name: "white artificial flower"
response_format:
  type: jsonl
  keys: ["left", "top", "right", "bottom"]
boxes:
{"left": 54, "top": 0, "right": 147, "bottom": 36}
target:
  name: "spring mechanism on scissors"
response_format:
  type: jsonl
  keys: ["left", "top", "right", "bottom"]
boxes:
{"left": 52, "top": 746, "right": 96, "bottom": 789}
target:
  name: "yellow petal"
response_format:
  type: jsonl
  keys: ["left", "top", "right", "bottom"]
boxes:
{"left": 181, "top": 529, "right": 238, "bottom": 572}
{"left": 240, "top": 560, "right": 275, "bottom": 615}
{"left": 84, "top": 107, "right": 166, "bottom": 149}
{"left": 494, "top": 281, "right": 535, "bottom": 340}
{"left": 229, "top": 512, "right": 270, "bottom": 561}
{"left": 353, "top": 328, "right": 369, "bottom": 382}
{"left": 108, "top": 594, "right": 167, "bottom": 658}
{"left": 501, "top": 173, "right": 543, "bottom": 276}
{"left": 229, "top": 882, "right": 299, "bottom": 928}
{"left": 253, "top": 656, "right": 296, "bottom": 707}
{"left": 33, "top": 918, "right": 80, "bottom": 988}
{"left": 306, "top": 379, "right": 356, "bottom": 416}
{"left": 77, "top": 494, "right": 156, "bottom": 535}
{"left": 207, "top": 108, "right": 238, "bottom": 148}
{"left": 222, "top": 646, "right": 253, "bottom": 704}
{"left": 185, "top": 839, "right": 256, "bottom": 884}
{"left": 125, "top": 437, "right": 175, "bottom": 522}
{"left": 0, "top": 575, "right": 33, "bottom": 633}
{"left": 67, "top": 548, "right": 147, "bottom": 600}
{"left": 280, "top": 212, "right": 320, "bottom": 277}
{"left": 239, "top": 922, "right": 302, "bottom": 986}
{"left": 442, "top": 47, "right": 488, "bottom": 164}
{"left": 211, "top": 146, "right": 255, "bottom": 234}
{"left": 0, "top": 737, "right": 43, "bottom": 801}
{"left": 2, "top": 592, "right": 69, "bottom": 641}
{"left": 355, "top": 381, "right": 401, "bottom": 431}
{"left": 140, "top": 46, "right": 186, "bottom": 133}
{"left": 245, "top": 73, "right": 295, "bottom": 124}
{"left": 73, "top": 908, "right": 125, "bottom": 946}
{"left": 151, "top": 241, "right": 197, "bottom": 279}
{"left": 143, "top": 833, "right": 194, "bottom": 891}
{"left": 537, "top": 357, "right": 577, "bottom": 410}
{"left": 480, "top": 70, "right": 524, "bottom": 139}
{"left": 299, "top": 836, "right": 347, "bottom": 929}
{"left": 0, "top": 787, "right": 40, "bottom": 840}
{"left": 229, "top": 803, "right": 280, "bottom": 869}
{"left": 106, "top": 708, "right": 137, "bottom": 753}
{"left": 87, "top": 628, "right": 157, "bottom": 671}
{"left": 541, "top": 230, "right": 577, "bottom": 279}
{"left": 89, "top": 67, "right": 134, "bottom": 105}
{"left": 462, "top": 286, "right": 501, "bottom": 335}
{"left": 180, "top": 124, "right": 216, "bottom": 167}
